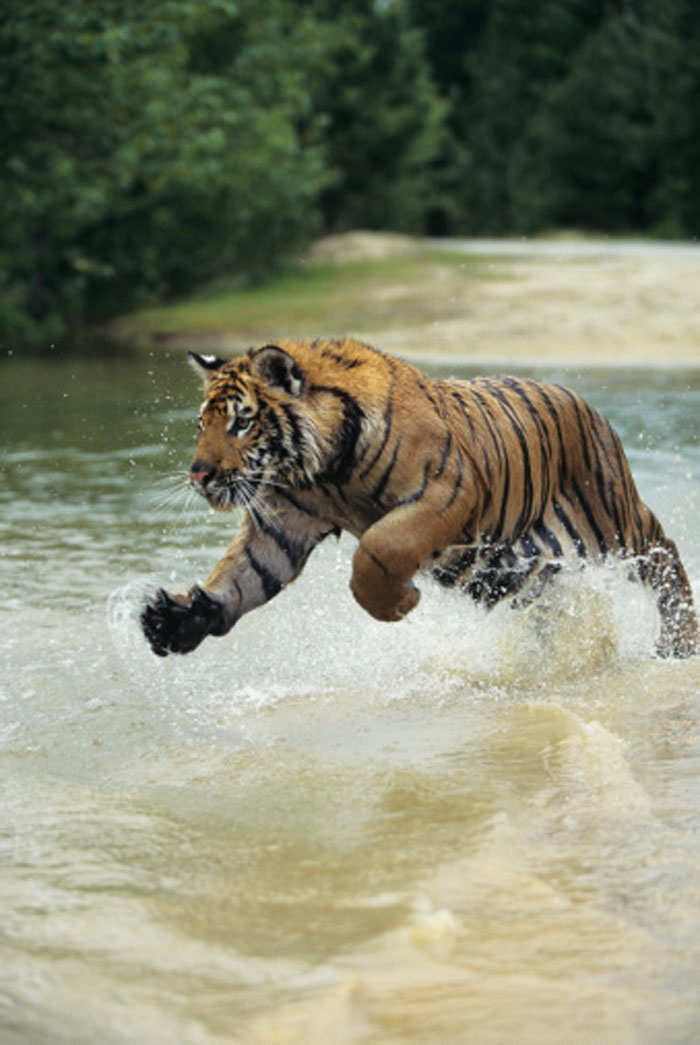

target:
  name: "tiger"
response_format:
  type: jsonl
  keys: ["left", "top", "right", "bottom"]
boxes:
{"left": 141, "top": 337, "right": 697, "bottom": 659}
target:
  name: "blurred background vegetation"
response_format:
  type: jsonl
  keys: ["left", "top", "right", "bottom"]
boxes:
{"left": 2, "top": 0, "right": 698, "bottom": 348}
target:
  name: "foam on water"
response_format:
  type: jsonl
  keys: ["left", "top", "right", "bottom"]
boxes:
{"left": 106, "top": 534, "right": 663, "bottom": 714}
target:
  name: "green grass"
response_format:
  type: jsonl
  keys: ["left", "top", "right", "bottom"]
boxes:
{"left": 103, "top": 249, "right": 498, "bottom": 349}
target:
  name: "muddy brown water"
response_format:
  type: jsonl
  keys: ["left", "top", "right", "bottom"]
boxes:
{"left": 1, "top": 353, "right": 698, "bottom": 1043}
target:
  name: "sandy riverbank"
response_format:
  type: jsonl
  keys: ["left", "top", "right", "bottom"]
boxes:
{"left": 110, "top": 232, "right": 700, "bottom": 369}
{"left": 317, "top": 233, "right": 700, "bottom": 368}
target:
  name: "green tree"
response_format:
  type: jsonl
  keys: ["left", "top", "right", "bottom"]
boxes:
{"left": 0, "top": 0, "right": 325, "bottom": 345}
{"left": 510, "top": 12, "right": 657, "bottom": 233}
{"left": 406, "top": 0, "right": 489, "bottom": 97}
{"left": 648, "top": 0, "right": 700, "bottom": 235}
{"left": 298, "top": 0, "right": 448, "bottom": 234}
{"left": 459, "top": 0, "right": 608, "bottom": 232}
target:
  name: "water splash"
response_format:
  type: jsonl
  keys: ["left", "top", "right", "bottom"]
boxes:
{"left": 109, "top": 539, "right": 666, "bottom": 694}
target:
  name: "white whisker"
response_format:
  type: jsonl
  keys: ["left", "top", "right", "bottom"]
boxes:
{"left": 241, "top": 471, "right": 289, "bottom": 492}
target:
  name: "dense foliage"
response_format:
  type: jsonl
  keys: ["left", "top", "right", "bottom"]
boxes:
{"left": 2, "top": 0, "right": 698, "bottom": 345}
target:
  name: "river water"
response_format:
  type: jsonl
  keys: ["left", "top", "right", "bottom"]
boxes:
{"left": 1, "top": 351, "right": 698, "bottom": 1044}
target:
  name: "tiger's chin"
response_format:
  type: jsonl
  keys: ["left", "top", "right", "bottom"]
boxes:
{"left": 196, "top": 484, "right": 240, "bottom": 512}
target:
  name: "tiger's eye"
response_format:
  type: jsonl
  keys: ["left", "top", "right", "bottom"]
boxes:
{"left": 227, "top": 417, "right": 253, "bottom": 437}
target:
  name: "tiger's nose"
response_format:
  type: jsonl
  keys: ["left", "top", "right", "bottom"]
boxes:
{"left": 189, "top": 460, "right": 216, "bottom": 486}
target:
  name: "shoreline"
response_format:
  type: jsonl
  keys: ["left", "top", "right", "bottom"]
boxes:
{"left": 105, "top": 233, "right": 700, "bottom": 369}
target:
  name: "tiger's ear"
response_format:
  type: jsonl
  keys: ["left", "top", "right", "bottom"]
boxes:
{"left": 187, "top": 351, "right": 226, "bottom": 382}
{"left": 249, "top": 344, "right": 305, "bottom": 396}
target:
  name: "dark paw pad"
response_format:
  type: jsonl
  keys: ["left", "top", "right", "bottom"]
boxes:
{"left": 140, "top": 586, "right": 230, "bottom": 656}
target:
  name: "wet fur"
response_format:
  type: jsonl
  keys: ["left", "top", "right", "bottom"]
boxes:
{"left": 141, "top": 338, "right": 697, "bottom": 658}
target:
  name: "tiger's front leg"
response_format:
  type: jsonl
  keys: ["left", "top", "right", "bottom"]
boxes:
{"left": 350, "top": 492, "right": 471, "bottom": 622}
{"left": 141, "top": 500, "right": 332, "bottom": 656}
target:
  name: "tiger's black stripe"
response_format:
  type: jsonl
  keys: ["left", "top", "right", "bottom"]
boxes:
{"left": 432, "top": 545, "right": 477, "bottom": 588}
{"left": 245, "top": 547, "right": 282, "bottom": 599}
{"left": 360, "top": 359, "right": 397, "bottom": 480}
{"left": 371, "top": 438, "right": 402, "bottom": 505}
{"left": 503, "top": 377, "right": 553, "bottom": 512}
{"left": 469, "top": 388, "right": 511, "bottom": 542}
{"left": 418, "top": 379, "right": 442, "bottom": 417}
{"left": 363, "top": 546, "right": 390, "bottom": 575}
{"left": 553, "top": 497, "right": 586, "bottom": 558}
{"left": 581, "top": 404, "right": 627, "bottom": 549}
{"left": 279, "top": 402, "right": 308, "bottom": 472}
{"left": 397, "top": 459, "right": 433, "bottom": 507}
{"left": 468, "top": 388, "right": 504, "bottom": 469}
{"left": 261, "top": 404, "right": 286, "bottom": 455}
{"left": 440, "top": 450, "right": 465, "bottom": 514}
{"left": 435, "top": 428, "right": 453, "bottom": 479}
{"left": 485, "top": 384, "right": 534, "bottom": 539}
{"left": 533, "top": 519, "right": 564, "bottom": 557}
{"left": 610, "top": 426, "right": 644, "bottom": 553}
{"left": 248, "top": 507, "right": 309, "bottom": 569}
{"left": 319, "top": 346, "right": 366, "bottom": 369}
{"left": 570, "top": 477, "right": 608, "bottom": 557}
{"left": 537, "top": 384, "right": 568, "bottom": 486}
{"left": 601, "top": 426, "right": 630, "bottom": 535}
{"left": 519, "top": 532, "right": 540, "bottom": 559}
{"left": 275, "top": 488, "right": 321, "bottom": 517}
{"left": 312, "top": 384, "right": 365, "bottom": 488}
{"left": 555, "top": 385, "right": 592, "bottom": 472}
{"left": 449, "top": 389, "right": 493, "bottom": 515}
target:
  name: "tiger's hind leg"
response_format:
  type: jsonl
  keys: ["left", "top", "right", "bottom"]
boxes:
{"left": 636, "top": 530, "right": 697, "bottom": 658}
{"left": 464, "top": 545, "right": 538, "bottom": 608}
{"left": 433, "top": 541, "right": 552, "bottom": 610}
{"left": 510, "top": 562, "right": 563, "bottom": 609}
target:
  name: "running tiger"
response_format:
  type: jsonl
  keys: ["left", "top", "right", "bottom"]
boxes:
{"left": 141, "top": 338, "right": 697, "bottom": 658}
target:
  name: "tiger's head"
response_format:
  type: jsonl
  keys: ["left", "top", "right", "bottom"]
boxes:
{"left": 186, "top": 344, "right": 328, "bottom": 510}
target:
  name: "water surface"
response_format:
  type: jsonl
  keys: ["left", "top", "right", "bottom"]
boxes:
{"left": 1, "top": 352, "right": 698, "bottom": 1043}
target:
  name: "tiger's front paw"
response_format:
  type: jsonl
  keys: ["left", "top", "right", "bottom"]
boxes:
{"left": 393, "top": 581, "right": 421, "bottom": 620}
{"left": 362, "top": 579, "right": 420, "bottom": 621}
{"left": 350, "top": 544, "right": 421, "bottom": 622}
{"left": 141, "top": 585, "right": 231, "bottom": 657}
